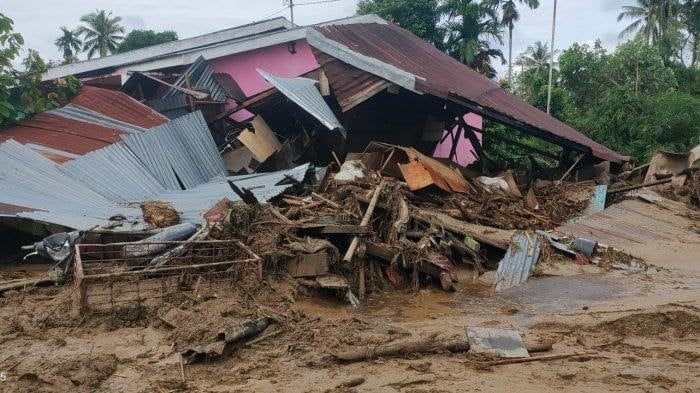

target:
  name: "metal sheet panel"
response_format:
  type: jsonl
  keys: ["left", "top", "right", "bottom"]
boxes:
{"left": 556, "top": 196, "right": 700, "bottom": 270}
{"left": 50, "top": 105, "right": 146, "bottom": 134}
{"left": 122, "top": 111, "right": 226, "bottom": 190}
{"left": 163, "top": 56, "right": 227, "bottom": 102}
{"left": 258, "top": 69, "right": 344, "bottom": 132}
{"left": 493, "top": 231, "right": 542, "bottom": 292}
{"left": 70, "top": 86, "right": 168, "bottom": 128}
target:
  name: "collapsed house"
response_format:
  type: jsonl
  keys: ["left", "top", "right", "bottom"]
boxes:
{"left": 1, "top": 15, "right": 697, "bottom": 313}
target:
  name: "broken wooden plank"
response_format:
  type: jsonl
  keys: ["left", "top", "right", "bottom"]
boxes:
{"left": 237, "top": 116, "right": 281, "bottom": 162}
{"left": 309, "top": 224, "right": 372, "bottom": 235}
{"left": 343, "top": 182, "right": 386, "bottom": 262}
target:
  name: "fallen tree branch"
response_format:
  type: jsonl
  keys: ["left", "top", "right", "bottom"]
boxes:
{"left": 484, "top": 351, "right": 598, "bottom": 366}
{"left": 333, "top": 334, "right": 468, "bottom": 363}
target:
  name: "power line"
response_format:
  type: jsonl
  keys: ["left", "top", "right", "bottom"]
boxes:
{"left": 284, "top": 0, "right": 340, "bottom": 25}
{"left": 257, "top": 5, "right": 291, "bottom": 22}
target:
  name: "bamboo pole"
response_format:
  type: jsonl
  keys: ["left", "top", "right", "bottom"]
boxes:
{"left": 343, "top": 182, "right": 386, "bottom": 263}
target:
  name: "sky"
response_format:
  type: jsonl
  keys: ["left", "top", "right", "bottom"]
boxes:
{"left": 3, "top": 0, "right": 632, "bottom": 75}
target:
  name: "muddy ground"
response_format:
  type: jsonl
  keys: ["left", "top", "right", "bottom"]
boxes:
{"left": 0, "top": 260, "right": 698, "bottom": 392}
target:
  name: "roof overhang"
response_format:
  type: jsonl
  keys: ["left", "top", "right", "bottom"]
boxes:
{"left": 42, "top": 15, "right": 387, "bottom": 82}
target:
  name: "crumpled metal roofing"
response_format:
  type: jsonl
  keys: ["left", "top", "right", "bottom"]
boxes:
{"left": 69, "top": 86, "right": 169, "bottom": 128}
{"left": 122, "top": 111, "right": 226, "bottom": 190}
{"left": 0, "top": 111, "right": 311, "bottom": 232}
{"left": 257, "top": 69, "right": 344, "bottom": 133}
{"left": 163, "top": 56, "right": 227, "bottom": 102}
{"left": 0, "top": 87, "right": 169, "bottom": 162}
{"left": 311, "top": 23, "right": 627, "bottom": 163}
{"left": 50, "top": 105, "right": 146, "bottom": 134}
{"left": 493, "top": 231, "right": 542, "bottom": 292}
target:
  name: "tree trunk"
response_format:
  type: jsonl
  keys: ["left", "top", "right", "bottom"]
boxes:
{"left": 508, "top": 24, "right": 513, "bottom": 85}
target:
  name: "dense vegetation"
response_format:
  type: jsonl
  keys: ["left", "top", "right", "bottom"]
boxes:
{"left": 0, "top": 13, "right": 81, "bottom": 126}
{"left": 358, "top": 0, "right": 699, "bottom": 163}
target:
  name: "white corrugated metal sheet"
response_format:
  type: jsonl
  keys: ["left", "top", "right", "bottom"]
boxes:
{"left": 0, "top": 110, "right": 311, "bottom": 233}
{"left": 258, "top": 69, "right": 345, "bottom": 133}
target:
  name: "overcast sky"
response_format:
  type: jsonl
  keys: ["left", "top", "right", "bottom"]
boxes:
{"left": 4, "top": 0, "right": 631, "bottom": 75}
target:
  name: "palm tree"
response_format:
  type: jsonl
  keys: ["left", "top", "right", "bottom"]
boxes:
{"left": 516, "top": 41, "right": 554, "bottom": 71}
{"left": 487, "top": 0, "right": 540, "bottom": 84}
{"left": 54, "top": 26, "right": 82, "bottom": 64}
{"left": 441, "top": 0, "right": 506, "bottom": 78}
{"left": 618, "top": 0, "right": 681, "bottom": 44}
{"left": 77, "top": 10, "right": 125, "bottom": 59}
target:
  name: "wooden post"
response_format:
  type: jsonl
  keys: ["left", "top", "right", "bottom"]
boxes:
{"left": 73, "top": 244, "right": 87, "bottom": 315}
{"left": 358, "top": 258, "right": 366, "bottom": 300}
{"left": 184, "top": 73, "right": 196, "bottom": 112}
{"left": 343, "top": 182, "right": 386, "bottom": 263}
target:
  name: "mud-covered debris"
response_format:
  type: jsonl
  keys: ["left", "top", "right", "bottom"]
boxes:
{"left": 140, "top": 201, "right": 180, "bottom": 228}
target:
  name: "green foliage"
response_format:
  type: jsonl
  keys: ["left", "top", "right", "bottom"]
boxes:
{"left": 0, "top": 13, "right": 82, "bottom": 126}
{"left": 357, "top": 0, "right": 444, "bottom": 47}
{"left": 552, "top": 37, "right": 698, "bottom": 162}
{"left": 117, "top": 30, "right": 178, "bottom": 53}
{"left": 77, "top": 10, "right": 125, "bottom": 58}
{"left": 441, "top": 0, "right": 505, "bottom": 78}
{"left": 0, "top": 12, "right": 24, "bottom": 124}
{"left": 54, "top": 26, "right": 82, "bottom": 65}
{"left": 483, "top": 120, "right": 561, "bottom": 170}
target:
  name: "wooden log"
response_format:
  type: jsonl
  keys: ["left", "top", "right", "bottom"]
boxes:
{"left": 311, "top": 192, "right": 343, "bottom": 210}
{"left": 268, "top": 206, "right": 295, "bottom": 225}
{"left": 343, "top": 182, "right": 386, "bottom": 263}
{"left": 484, "top": 351, "right": 597, "bottom": 366}
{"left": 333, "top": 334, "right": 469, "bottom": 363}
{"left": 608, "top": 177, "right": 672, "bottom": 194}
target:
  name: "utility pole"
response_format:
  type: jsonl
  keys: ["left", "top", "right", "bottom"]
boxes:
{"left": 289, "top": 0, "right": 295, "bottom": 25}
{"left": 546, "top": 0, "right": 557, "bottom": 115}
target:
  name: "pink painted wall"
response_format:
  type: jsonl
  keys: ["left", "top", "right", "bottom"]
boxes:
{"left": 208, "top": 39, "right": 320, "bottom": 121}
{"left": 432, "top": 113, "right": 482, "bottom": 167}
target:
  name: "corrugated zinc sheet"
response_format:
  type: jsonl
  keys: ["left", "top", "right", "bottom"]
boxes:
{"left": 0, "top": 140, "right": 145, "bottom": 230}
{"left": 493, "top": 231, "right": 542, "bottom": 292}
{"left": 60, "top": 143, "right": 166, "bottom": 202}
{"left": 258, "top": 69, "right": 344, "bottom": 132}
{"left": 70, "top": 86, "right": 168, "bottom": 128}
{"left": 50, "top": 105, "right": 146, "bottom": 134}
{"left": 163, "top": 56, "right": 227, "bottom": 102}
{"left": 311, "top": 48, "right": 388, "bottom": 111}
{"left": 556, "top": 196, "right": 700, "bottom": 270}
{"left": 312, "top": 23, "right": 626, "bottom": 163}
{"left": 0, "top": 112, "right": 124, "bottom": 156}
{"left": 122, "top": 111, "right": 226, "bottom": 190}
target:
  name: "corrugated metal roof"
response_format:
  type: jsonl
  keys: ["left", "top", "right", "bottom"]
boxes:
{"left": 163, "top": 56, "right": 227, "bottom": 102}
{"left": 0, "top": 112, "right": 125, "bottom": 157}
{"left": 556, "top": 195, "right": 700, "bottom": 270}
{"left": 70, "top": 86, "right": 168, "bottom": 128}
{"left": 0, "top": 87, "right": 169, "bottom": 162}
{"left": 257, "top": 69, "right": 344, "bottom": 132}
{"left": 50, "top": 105, "right": 146, "bottom": 134}
{"left": 493, "top": 231, "right": 542, "bottom": 292}
{"left": 0, "top": 110, "right": 311, "bottom": 232}
{"left": 312, "top": 48, "right": 388, "bottom": 111}
{"left": 311, "top": 23, "right": 627, "bottom": 163}
{"left": 122, "top": 111, "right": 226, "bottom": 190}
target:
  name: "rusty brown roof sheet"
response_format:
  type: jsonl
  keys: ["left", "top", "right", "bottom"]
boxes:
{"left": 0, "top": 87, "right": 169, "bottom": 162}
{"left": 0, "top": 112, "right": 125, "bottom": 158}
{"left": 71, "top": 86, "right": 168, "bottom": 128}
{"left": 314, "top": 23, "right": 627, "bottom": 163}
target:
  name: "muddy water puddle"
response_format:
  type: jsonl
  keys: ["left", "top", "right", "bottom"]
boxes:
{"left": 294, "top": 273, "right": 643, "bottom": 324}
